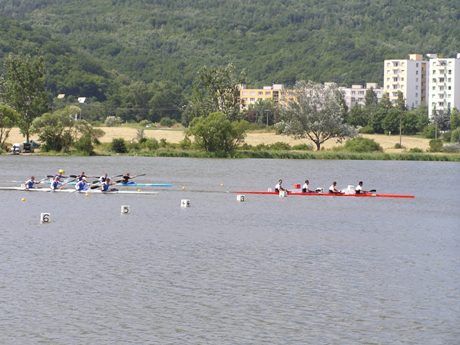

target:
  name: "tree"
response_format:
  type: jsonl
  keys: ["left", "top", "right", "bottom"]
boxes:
{"left": 1, "top": 54, "right": 49, "bottom": 142}
{"left": 243, "top": 99, "right": 275, "bottom": 125}
{"left": 0, "top": 103, "right": 19, "bottom": 150}
{"left": 395, "top": 91, "right": 406, "bottom": 111}
{"left": 345, "top": 105, "right": 368, "bottom": 127}
{"left": 379, "top": 92, "right": 393, "bottom": 110}
{"left": 450, "top": 108, "right": 460, "bottom": 130}
{"left": 365, "top": 88, "right": 378, "bottom": 108}
{"left": 277, "top": 81, "right": 356, "bottom": 151}
{"left": 31, "top": 105, "right": 80, "bottom": 152}
{"left": 187, "top": 112, "right": 248, "bottom": 154}
{"left": 184, "top": 64, "right": 245, "bottom": 125}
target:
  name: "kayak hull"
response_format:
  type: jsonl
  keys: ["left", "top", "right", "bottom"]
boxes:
{"left": 233, "top": 191, "right": 415, "bottom": 199}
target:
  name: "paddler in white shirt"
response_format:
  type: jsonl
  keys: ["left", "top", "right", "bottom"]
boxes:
{"left": 355, "top": 181, "right": 365, "bottom": 194}
{"left": 302, "top": 179, "right": 311, "bottom": 193}
{"left": 275, "top": 179, "right": 285, "bottom": 192}
{"left": 329, "top": 181, "right": 342, "bottom": 194}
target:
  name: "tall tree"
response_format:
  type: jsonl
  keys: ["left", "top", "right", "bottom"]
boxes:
{"left": 278, "top": 81, "right": 356, "bottom": 150}
{"left": 365, "top": 87, "right": 378, "bottom": 108}
{"left": 1, "top": 54, "right": 49, "bottom": 142}
{"left": 0, "top": 103, "right": 19, "bottom": 150}
{"left": 185, "top": 64, "right": 245, "bottom": 124}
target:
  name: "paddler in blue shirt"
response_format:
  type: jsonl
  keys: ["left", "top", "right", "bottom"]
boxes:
{"left": 24, "top": 176, "right": 40, "bottom": 189}
{"left": 101, "top": 177, "right": 117, "bottom": 192}
{"left": 75, "top": 177, "right": 88, "bottom": 191}
{"left": 51, "top": 169, "right": 65, "bottom": 190}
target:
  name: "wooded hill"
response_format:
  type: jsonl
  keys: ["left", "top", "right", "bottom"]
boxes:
{"left": 0, "top": 0, "right": 459, "bottom": 114}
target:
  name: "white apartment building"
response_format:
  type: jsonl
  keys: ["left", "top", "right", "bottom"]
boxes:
{"left": 428, "top": 54, "right": 460, "bottom": 118}
{"left": 383, "top": 54, "right": 428, "bottom": 109}
{"left": 340, "top": 83, "right": 383, "bottom": 109}
{"left": 239, "top": 84, "right": 295, "bottom": 110}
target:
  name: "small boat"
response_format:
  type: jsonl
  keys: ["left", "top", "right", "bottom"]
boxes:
{"left": 233, "top": 190, "right": 415, "bottom": 199}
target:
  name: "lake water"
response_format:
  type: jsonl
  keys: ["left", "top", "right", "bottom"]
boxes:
{"left": 0, "top": 156, "right": 459, "bottom": 344}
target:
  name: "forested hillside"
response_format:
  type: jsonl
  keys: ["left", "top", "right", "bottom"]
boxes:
{"left": 0, "top": 0, "right": 459, "bottom": 119}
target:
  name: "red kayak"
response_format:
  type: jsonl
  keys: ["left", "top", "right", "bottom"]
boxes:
{"left": 233, "top": 191, "right": 415, "bottom": 199}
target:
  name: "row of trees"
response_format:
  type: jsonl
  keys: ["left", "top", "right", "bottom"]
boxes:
{"left": 1, "top": 54, "right": 458, "bottom": 155}
{"left": 0, "top": 54, "right": 103, "bottom": 154}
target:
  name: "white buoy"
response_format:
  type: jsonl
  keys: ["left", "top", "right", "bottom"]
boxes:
{"left": 40, "top": 212, "right": 51, "bottom": 224}
{"left": 181, "top": 199, "right": 190, "bottom": 208}
{"left": 236, "top": 194, "right": 245, "bottom": 202}
{"left": 121, "top": 205, "right": 130, "bottom": 214}
{"left": 279, "top": 190, "right": 288, "bottom": 198}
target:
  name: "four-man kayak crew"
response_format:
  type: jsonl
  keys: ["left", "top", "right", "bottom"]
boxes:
{"left": 24, "top": 176, "right": 40, "bottom": 189}
{"left": 329, "top": 181, "right": 342, "bottom": 194}
{"left": 302, "top": 179, "right": 311, "bottom": 193}
{"left": 75, "top": 177, "right": 88, "bottom": 191}
{"left": 275, "top": 179, "right": 285, "bottom": 192}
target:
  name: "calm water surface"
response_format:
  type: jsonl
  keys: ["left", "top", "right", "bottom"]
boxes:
{"left": 0, "top": 156, "right": 459, "bottom": 344}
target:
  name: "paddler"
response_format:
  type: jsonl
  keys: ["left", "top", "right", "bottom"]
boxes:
{"left": 101, "top": 177, "right": 118, "bottom": 192}
{"left": 275, "top": 179, "right": 285, "bottom": 192}
{"left": 328, "top": 181, "right": 342, "bottom": 194}
{"left": 355, "top": 181, "right": 366, "bottom": 194}
{"left": 51, "top": 169, "right": 65, "bottom": 190}
{"left": 121, "top": 172, "right": 131, "bottom": 184}
{"left": 76, "top": 172, "right": 87, "bottom": 181}
{"left": 75, "top": 177, "right": 88, "bottom": 191}
{"left": 302, "top": 179, "right": 311, "bottom": 193}
{"left": 99, "top": 173, "right": 108, "bottom": 183}
{"left": 24, "top": 176, "right": 40, "bottom": 189}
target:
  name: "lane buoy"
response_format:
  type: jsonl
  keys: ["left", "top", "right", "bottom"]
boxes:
{"left": 181, "top": 199, "right": 190, "bottom": 208}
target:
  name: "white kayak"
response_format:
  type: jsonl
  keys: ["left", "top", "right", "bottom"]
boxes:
{"left": 0, "top": 186, "right": 158, "bottom": 195}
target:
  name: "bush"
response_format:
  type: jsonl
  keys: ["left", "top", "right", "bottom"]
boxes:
{"left": 450, "top": 128, "right": 460, "bottom": 143}
{"left": 394, "top": 143, "right": 404, "bottom": 149}
{"left": 292, "top": 143, "right": 313, "bottom": 151}
{"left": 442, "top": 131, "right": 452, "bottom": 142}
{"left": 343, "top": 137, "right": 383, "bottom": 152}
{"left": 408, "top": 147, "right": 423, "bottom": 153}
{"left": 358, "top": 125, "right": 374, "bottom": 134}
{"left": 429, "top": 139, "right": 443, "bottom": 152}
{"left": 423, "top": 124, "right": 437, "bottom": 139}
{"left": 141, "top": 138, "right": 159, "bottom": 151}
{"left": 104, "top": 116, "right": 123, "bottom": 127}
{"left": 139, "top": 119, "right": 151, "bottom": 127}
{"left": 442, "top": 143, "right": 460, "bottom": 153}
{"left": 179, "top": 135, "right": 192, "bottom": 149}
{"left": 74, "top": 134, "right": 94, "bottom": 155}
{"left": 159, "top": 117, "right": 176, "bottom": 127}
{"left": 111, "top": 138, "right": 128, "bottom": 153}
{"left": 268, "top": 142, "right": 291, "bottom": 150}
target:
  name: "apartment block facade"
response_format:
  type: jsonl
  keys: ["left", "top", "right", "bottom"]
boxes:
{"left": 383, "top": 54, "right": 428, "bottom": 109}
{"left": 340, "top": 83, "right": 384, "bottom": 109}
{"left": 428, "top": 54, "right": 460, "bottom": 118}
{"left": 239, "top": 84, "right": 295, "bottom": 110}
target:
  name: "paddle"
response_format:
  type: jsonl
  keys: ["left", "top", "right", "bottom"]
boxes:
{"left": 115, "top": 173, "right": 146, "bottom": 184}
